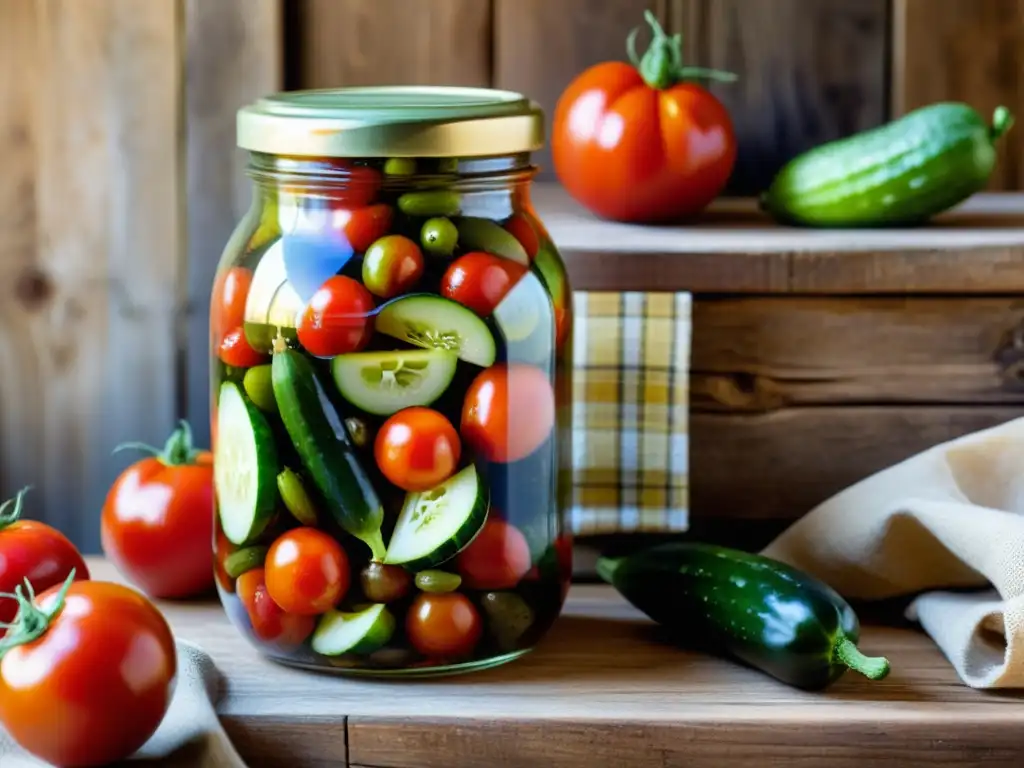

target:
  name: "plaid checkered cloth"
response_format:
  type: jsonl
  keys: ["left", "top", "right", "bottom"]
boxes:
{"left": 568, "top": 291, "right": 691, "bottom": 535}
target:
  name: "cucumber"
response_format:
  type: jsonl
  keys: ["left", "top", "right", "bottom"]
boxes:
{"left": 374, "top": 294, "right": 496, "bottom": 368}
{"left": 384, "top": 464, "right": 488, "bottom": 570}
{"left": 597, "top": 543, "right": 890, "bottom": 690}
{"left": 331, "top": 349, "right": 457, "bottom": 416}
{"left": 762, "top": 103, "right": 1015, "bottom": 227}
{"left": 214, "top": 382, "right": 279, "bottom": 545}
{"left": 271, "top": 342, "right": 387, "bottom": 560}
{"left": 455, "top": 217, "right": 529, "bottom": 265}
{"left": 311, "top": 603, "right": 396, "bottom": 656}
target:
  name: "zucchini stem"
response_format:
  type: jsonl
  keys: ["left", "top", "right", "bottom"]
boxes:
{"left": 363, "top": 527, "right": 387, "bottom": 562}
{"left": 833, "top": 632, "right": 890, "bottom": 681}
{"left": 991, "top": 106, "right": 1015, "bottom": 140}
{"left": 626, "top": 10, "right": 736, "bottom": 89}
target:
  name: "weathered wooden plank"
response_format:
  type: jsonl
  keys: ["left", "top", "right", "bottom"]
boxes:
{"left": 0, "top": 0, "right": 183, "bottom": 551}
{"left": 294, "top": 0, "right": 492, "bottom": 90}
{"left": 892, "top": 0, "right": 1024, "bottom": 191}
{"left": 691, "top": 406, "right": 1022, "bottom": 520}
{"left": 692, "top": 297, "right": 1024, "bottom": 411}
{"left": 672, "top": 0, "right": 889, "bottom": 195}
{"left": 185, "top": 0, "right": 282, "bottom": 449}
{"left": 533, "top": 183, "right": 1024, "bottom": 294}
{"left": 493, "top": 0, "right": 663, "bottom": 177}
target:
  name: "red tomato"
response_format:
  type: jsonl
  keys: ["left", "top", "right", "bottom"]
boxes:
{"left": 406, "top": 592, "right": 482, "bottom": 659}
{"left": 552, "top": 13, "right": 736, "bottom": 222}
{"left": 441, "top": 252, "right": 527, "bottom": 318}
{"left": 101, "top": 420, "right": 214, "bottom": 600}
{"left": 456, "top": 518, "right": 532, "bottom": 590}
{"left": 504, "top": 213, "right": 540, "bottom": 261}
{"left": 265, "top": 528, "right": 349, "bottom": 615}
{"left": 0, "top": 489, "right": 89, "bottom": 636}
{"left": 331, "top": 203, "right": 393, "bottom": 252}
{"left": 214, "top": 528, "right": 236, "bottom": 594}
{"left": 285, "top": 163, "right": 382, "bottom": 208}
{"left": 237, "top": 568, "right": 316, "bottom": 647}
{"left": 0, "top": 577, "right": 176, "bottom": 767}
{"left": 296, "top": 275, "right": 375, "bottom": 357}
{"left": 218, "top": 326, "right": 267, "bottom": 368}
{"left": 211, "top": 266, "right": 252, "bottom": 346}
{"left": 374, "top": 408, "right": 461, "bottom": 492}
{"left": 461, "top": 363, "right": 555, "bottom": 463}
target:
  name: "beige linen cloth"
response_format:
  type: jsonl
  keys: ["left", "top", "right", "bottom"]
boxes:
{"left": 0, "top": 640, "right": 247, "bottom": 767}
{"left": 762, "top": 416, "right": 1024, "bottom": 689}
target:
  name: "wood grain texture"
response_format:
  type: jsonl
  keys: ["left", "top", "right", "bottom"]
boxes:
{"left": 294, "top": 0, "right": 492, "bottom": 89}
{"left": 532, "top": 183, "right": 1024, "bottom": 293}
{"left": 893, "top": 0, "right": 1024, "bottom": 191}
{"left": 0, "top": 0, "right": 183, "bottom": 550}
{"left": 185, "top": 0, "right": 282, "bottom": 448}
{"left": 672, "top": 0, "right": 889, "bottom": 195}
{"left": 494, "top": 0, "right": 663, "bottom": 177}
{"left": 83, "top": 558, "right": 1024, "bottom": 768}
{"left": 692, "top": 298, "right": 1024, "bottom": 411}
{"left": 691, "top": 407, "right": 1022, "bottom": 521}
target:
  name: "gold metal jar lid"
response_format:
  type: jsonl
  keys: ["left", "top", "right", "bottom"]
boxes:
{"left": 237, "top": 86, "right": 545, "bottom": 158}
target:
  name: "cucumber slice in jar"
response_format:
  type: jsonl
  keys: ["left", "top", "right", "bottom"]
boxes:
{"left": 374, "top": 294, "right": 496, "bottom": 368}
{"left": 214, "top": 382, "right": 279, "bottom": 546}
{"left": 383, "top": 464, "right": 489, "bottom": 570}
{"left": 330, "top": 349, "right": 457, "bottom": 416}
{"left": 311, "top": 603, "right": 396, "bottom": 656}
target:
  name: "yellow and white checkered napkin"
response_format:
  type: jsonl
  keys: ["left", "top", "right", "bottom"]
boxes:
{"left": 569, "top": 291, "right": 691, "bottom": 535}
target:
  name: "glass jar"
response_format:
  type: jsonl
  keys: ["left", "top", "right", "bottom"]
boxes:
{"left": 210, "top": 87, "right": 573, "bottom": 676}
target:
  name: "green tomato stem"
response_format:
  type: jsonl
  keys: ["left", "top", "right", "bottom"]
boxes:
{"left": 0, "top": 486, "right": 32, "bottom": 532}
{"left": 0, "top": 570, "right": 75, "bottom": 660}
{"left": 833, "top": 631, "right": 891, "bottom": 681}
{"left": 114, "top": 419, "right": 203, "bottom": 466}
{"left": 627, "top": 9, "right": 737, "bottom": 89}
{"left": 991, "top": 106, "right": 1015, "bottom": 140}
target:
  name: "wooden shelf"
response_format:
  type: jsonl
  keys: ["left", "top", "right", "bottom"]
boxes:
{"left": 92, "top": 561, "right": 1024, "bottom": 767}
{"left": 533, "top": 184, "right": 1024, "bottom": 294}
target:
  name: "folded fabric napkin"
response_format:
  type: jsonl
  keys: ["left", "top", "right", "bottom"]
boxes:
{"left": 0, "top": 640, "right": 247, "bottom": 767}
{"left": 570, "top": 291, "right": 691, "bottom": 535}
{"left": 762, "top": 416, "right": 1024, "bottom": 689}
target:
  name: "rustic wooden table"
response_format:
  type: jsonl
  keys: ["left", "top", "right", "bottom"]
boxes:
{"left": 87, "top": 559, "right": 1024, "bottom": 767}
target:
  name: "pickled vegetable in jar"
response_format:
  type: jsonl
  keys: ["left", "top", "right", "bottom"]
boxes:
{"left": 210, "top": 87, "right": 573, "bottom": 676}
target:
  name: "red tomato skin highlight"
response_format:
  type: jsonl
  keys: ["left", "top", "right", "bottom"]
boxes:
{"left": 374, "top": 408, "right": 462, "bottom": 492}
{"left": 0, "top": 581, "right": 176, "bottom": 768}
{"left": 218, "top": 327, "right": 267, "bottom": 368}
{"left": 265, "top": 528, "right": 350, "bottom": 615}
{"left": 296, "top": 276, "right": 375, "bottom": 357}
{"left": 101, "top": 454, "right": 215, "bottom": 599}
{"left": 460, "top": 363, "right": 555, "bottom": 463}
{"left": 441, "top": 252, "right": 527, "bottom": 317}
{"left": 456, "top": 518, "right": 532, "bottom": 590}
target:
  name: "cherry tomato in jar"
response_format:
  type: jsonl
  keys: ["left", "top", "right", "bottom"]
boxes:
{"left": 406, "top": 592, "right": 482, "bottom": 659}
{"left": 362, "top": 234, "right": 426, "bottom": 299}
{"left": 237, "top": 567, "right": 316, "bottom": 647}
{"left": 441, "top": 252, "right": 527, "bottom": 317}
{"left": 286, "top": 162, "right": 382, "bottom": 208}
{"left": 218, "top": 326, "right": 267, "bottom": 368}
{"left": 504, "top": 213, "right": 541, "bottom": 261}
{"left": 211, "top": 266, "right": 252, "bottom": 346}
{"left": 330, "top": 203, "right": 393, "bottom": 252}
{"left": 296, "top": 275, "right": 375, "bottom": 357}
{"left": 552, "top": 12, "right": 737, "bottom": 223}
{"left": 265, "top": 527, "right": 350, "bottom": 615}
{"left": 0, "top": 575, "right": 176, "bottom": 768}
{"left": 375, "top": 407, "right": 461, "bottom": 492}
{"left": 0, "top": 489, "right": 89, "bottom": 637}
{"left": 461, "top": 363, "right": 555, "bottom": 463}
{"left": 215, "top": 528, "right": 236, "bottom": 594}
{"left": 360, "top": 561, "right": 412, "bottom": 603}
{"left": 101, "top": 420, "right": 214, "bottom": 600}
{"left": 456, "top": 518, "right": 532, "bottom": 590}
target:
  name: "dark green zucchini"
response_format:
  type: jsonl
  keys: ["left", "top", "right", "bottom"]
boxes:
{"left": 271, "top": 339, "right": 386, "bottom": 560}
{"left": 761, "top": 102, "right": 1014, "bottom": 227}
{"left": 597, "top": 542, "right": 890, "bottom": 690}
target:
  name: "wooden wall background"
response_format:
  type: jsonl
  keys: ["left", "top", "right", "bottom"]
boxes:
{"left": 1, "top": 0, "right": 1022, "bottom": 551}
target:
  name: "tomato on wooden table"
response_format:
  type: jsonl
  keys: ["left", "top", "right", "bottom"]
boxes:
{"left": 237, "top": 568, "right": 316, "bottom": 647}
{"left": 101, "top": 420, "right": 215, "bottom": 599}
{"left": 441, "top": 252, "right": 527, "bottom": 317}
{"left": 296, "top": 275, "right": 375, "bottom": 357}
{"left": 0, "top": 575, "right": 176, "bottom": 768}
{"left": 265, "top": 527, "right": 350, "bottom": 615}
{"left": 0, "top": 489, "right": 89, "bottom": 636}
{"left": 461, "top": 363, "right": 555, "bottom": 463}
{"left": 552, "top": 11, "right": 737, "bottom": 223}
{"left": 375, "top": 407, "right": 461, "bottom": 492}
{"left": 406, "top": 592, "right": 482, "bottom": 659}
{"left": 456, "top": 518, "right": 532, "bottom": 590}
